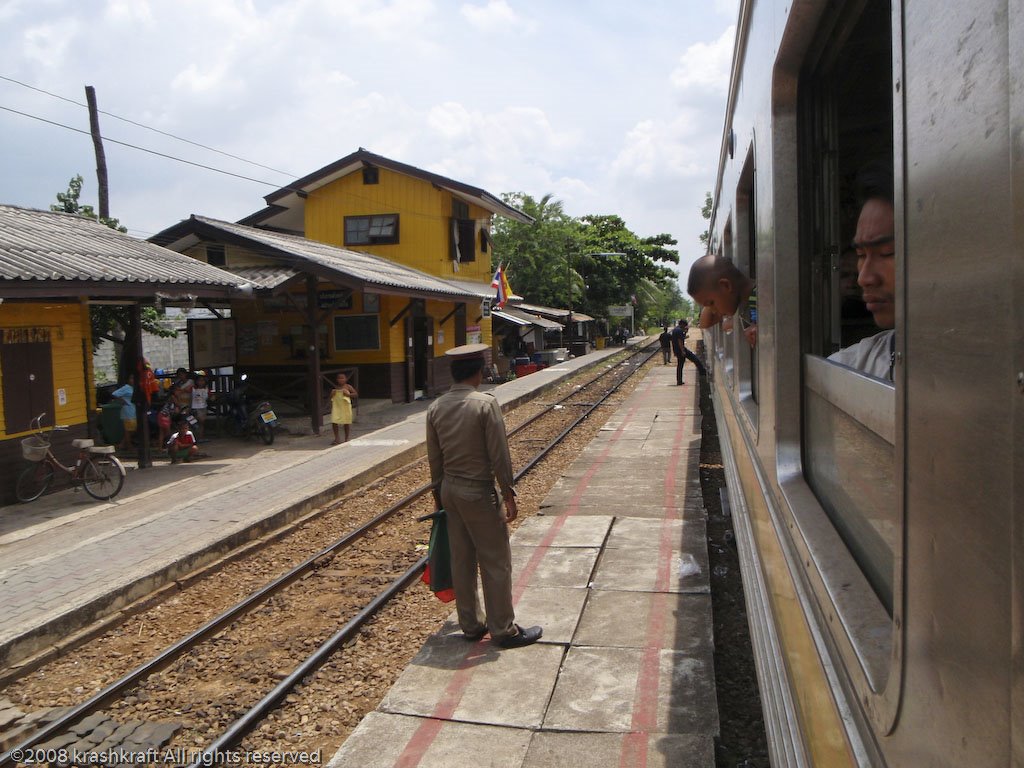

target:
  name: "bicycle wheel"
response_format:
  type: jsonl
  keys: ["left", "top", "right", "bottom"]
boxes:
{"left": 82, "top": 457, "right": 125, "bottom": 501}
{"left": 16, "top": 462, "right": 55, "bottom": 502}
{"left": 258, "top": 420, "right": 275, "bottom": 445}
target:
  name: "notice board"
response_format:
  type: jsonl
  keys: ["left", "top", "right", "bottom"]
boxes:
{"left": 188, "top": 318, "right": 237, "bottom": 369}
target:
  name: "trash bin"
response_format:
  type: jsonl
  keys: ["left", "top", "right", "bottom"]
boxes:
{"left": 595, "top": 336, "right": 606, "bottom": 350}
{"left": 99, "top": 402, "right": 124, "bottom": 445}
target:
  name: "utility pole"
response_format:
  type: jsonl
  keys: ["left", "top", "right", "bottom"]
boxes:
{"left": 84, "top": 85, "right": 109, "bottom": 220}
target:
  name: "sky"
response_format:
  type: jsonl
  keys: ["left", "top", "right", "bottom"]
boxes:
{"left": 0, "top": 0, "right": 737, "bottom": 288}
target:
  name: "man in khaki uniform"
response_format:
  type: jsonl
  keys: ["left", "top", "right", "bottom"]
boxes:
{"left": 426, "top": 343, "right": 542, "bottom": 648}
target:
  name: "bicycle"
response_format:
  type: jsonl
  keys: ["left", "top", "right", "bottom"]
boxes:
{"left": 15, "top": 413, "right": 126, "bottom": 503}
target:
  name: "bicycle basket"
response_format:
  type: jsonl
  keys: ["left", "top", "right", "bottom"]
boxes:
{"left": 21, "top": 435, "right": 50, "bottom": 462}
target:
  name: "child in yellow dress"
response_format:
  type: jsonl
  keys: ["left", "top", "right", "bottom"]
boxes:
{"left": 330, "top": 372, "right": 358, "bottom": 445}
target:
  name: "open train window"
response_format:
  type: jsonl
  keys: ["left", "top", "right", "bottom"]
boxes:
{"left": 716, "top": 219, "right": 734, "bottom": 376}
{"left": 798, "top": 0, "right": 898, "bottom": 662}
{"left": 735, "top": 148, "right": 758, "bottom": 416}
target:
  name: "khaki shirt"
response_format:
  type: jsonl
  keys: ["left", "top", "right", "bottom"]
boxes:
{"left": 426, "top": 383, "right": 515, "bottom": 497}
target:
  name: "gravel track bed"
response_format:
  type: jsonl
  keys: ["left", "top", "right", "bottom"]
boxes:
{"left": 2, "top": 352, "right": 654, "bottom": 762}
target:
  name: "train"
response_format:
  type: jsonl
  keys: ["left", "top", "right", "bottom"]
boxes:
{"left": 701, "top": 0, "right": 1021, "bottom": 766}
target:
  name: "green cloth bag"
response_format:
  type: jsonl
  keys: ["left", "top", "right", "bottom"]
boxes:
{"left": 418, "top": 509, "right": 455, "bottom": 602}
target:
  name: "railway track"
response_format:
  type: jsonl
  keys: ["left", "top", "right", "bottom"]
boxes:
{"left": 1, "top": 344, "right": 658, "bottom": 767}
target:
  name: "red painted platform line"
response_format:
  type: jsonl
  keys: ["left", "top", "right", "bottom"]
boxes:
{"left": 395, "top": 373, "right": 675, "bottom": 768}
{"left": 512, "top": 374, "right": 658, "bottom": 605}
{"left": 621, "top": 388, "right": 697, "bottom": 767}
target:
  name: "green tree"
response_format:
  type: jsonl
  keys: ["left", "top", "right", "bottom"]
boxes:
{"left": 492, "top": 193, "right": 683, "bottom": 333}
{"left": 490, "top": 192, "right": 581, "bottom": 308}
{"left": 52, "top": 175, "right": 175, "bottom": 381}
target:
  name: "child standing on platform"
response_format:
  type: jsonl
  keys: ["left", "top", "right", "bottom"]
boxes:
{"left": 330, "top": 372, "right": 358, "bottom": 445}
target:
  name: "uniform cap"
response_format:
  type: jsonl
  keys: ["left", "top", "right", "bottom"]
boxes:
{"left": 444, "top": 342, "right": 489, "bottom": 359}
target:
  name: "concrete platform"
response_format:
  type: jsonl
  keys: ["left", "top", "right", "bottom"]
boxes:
{"left": 0, "top": 343, "right": 641, "bottom": 671}
{"left": 328, "top": 359, "right": 718, "bottom": 768}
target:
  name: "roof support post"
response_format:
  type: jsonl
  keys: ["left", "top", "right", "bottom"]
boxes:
{"left": 306, "top": 275, "right": 322, "bottom": 435}
{"left": 130, "top": 304, "right": 152, "bottom": 469}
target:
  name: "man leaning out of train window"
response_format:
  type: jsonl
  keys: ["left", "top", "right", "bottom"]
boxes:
{"left": 686, "top": 255, "right": 757, "bottom": 348}
{"left": 827, "top": 192, "right": 896, "bottom": 382}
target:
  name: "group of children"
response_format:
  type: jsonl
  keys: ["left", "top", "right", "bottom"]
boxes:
{"left": 111, "top": 366, "right": 211, "bottom": 463}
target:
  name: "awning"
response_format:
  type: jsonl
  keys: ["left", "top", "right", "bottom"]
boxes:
{"left": 493, "top": 306, "right": 563, "bottom": 330}
{"left": 513, "top": 302, "right": 595, "bottom": 323}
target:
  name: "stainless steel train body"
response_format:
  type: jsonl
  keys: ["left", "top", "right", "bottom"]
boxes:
{"left": 703, "top": 1, "right": 1022, "bottom": 765}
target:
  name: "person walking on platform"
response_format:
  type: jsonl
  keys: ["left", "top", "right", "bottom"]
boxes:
{"left": 425, "top": 343, "right": 542, "bottom": 649}
{"left": 658, "top": 325, "right": 672, "bottom": 365}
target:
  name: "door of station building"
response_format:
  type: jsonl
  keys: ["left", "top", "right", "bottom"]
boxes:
{"left": 403, "top": 313, "right": 434, "bottom": 402}
{"left": 1, "top": 340, "right": 55, "bottom": 431}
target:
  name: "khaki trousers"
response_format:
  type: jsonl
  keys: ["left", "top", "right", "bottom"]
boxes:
{"left": 440, "top": 476, "right": 516, "bottom": 639}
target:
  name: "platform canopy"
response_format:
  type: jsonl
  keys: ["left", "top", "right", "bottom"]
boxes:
{"left": 0, "top": 205, "right": 250, "bottom": 300}
{"left": 515, "top": 301, "right": 595, "bottom": 323}
{"left": 493, "top": 306, "right": 563, "bottom": 330}
{"left": 152, "top": 215, "right": 484, "bottom": 303}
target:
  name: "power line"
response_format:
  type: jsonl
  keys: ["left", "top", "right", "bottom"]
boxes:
{"left": 1, "top": 101, "right": 514, "bottom": 230}
{"left": 0, "top": 74, "right": 296, "bottom": 178}
{"left": 0, "top": 104, "right": 298, "bottom": 190}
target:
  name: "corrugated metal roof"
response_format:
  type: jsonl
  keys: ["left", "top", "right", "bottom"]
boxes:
{"left": 493, "top": 306, "right": 563, "bottom": 330}
{"left": 221, "top": 265, "right": 300, "bottom": 290}
{"left": 513, "top": 302, "right": 594, "bottom": 323}
{"left": 0, "top": 205, "right": 246, "bottom": 290}
{"left": 491, "top": 309, "right": 531, "bottom": 326}
{"left": 185, "top": 216, "right": 483, "bottom": 301}
{"left": 445, "top": 278, "right": 494, "bottom": 299}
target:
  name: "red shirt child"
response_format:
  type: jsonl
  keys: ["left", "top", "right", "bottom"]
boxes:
{"left": 167, "top": 416, "right": 199, "bottom": 463}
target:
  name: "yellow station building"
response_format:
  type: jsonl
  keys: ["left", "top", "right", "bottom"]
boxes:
{"left": 154, "top": 149, "right": 533, "bottom": 410}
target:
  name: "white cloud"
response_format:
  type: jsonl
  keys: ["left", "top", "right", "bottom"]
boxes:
{"left": 460, "top": 0, "right": 530, "bottom": 32}
{"left": 21, "top": 18, "right": 80, "bottom": 70}
{"left": 671, "top": 25, "right": 736, "bottom": 93}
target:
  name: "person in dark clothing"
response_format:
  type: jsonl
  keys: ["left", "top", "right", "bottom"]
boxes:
{"left": 658, "top": 326, "right": 672, "bottom": 364}
{"left": 671, "top": 319, "right": 704, "bottom": 384}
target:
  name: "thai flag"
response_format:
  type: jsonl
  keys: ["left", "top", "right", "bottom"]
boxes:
{"left": 491, "top": 264, "right": 512, "bottom": 309}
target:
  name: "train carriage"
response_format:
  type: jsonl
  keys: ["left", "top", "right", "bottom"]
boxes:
{"left": 704, "top": 0, "right": 1022, "bottom": 765}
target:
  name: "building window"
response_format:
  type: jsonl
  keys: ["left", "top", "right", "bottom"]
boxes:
{"left": 451, "top": 218, "right": 476, "bottom": 264}
{"left": 333, "top": 314, "right": 381, "bottom": 351}
{"left": 345, "top": 214, "right": 399, "bottom": 246}
{"left": 362, "top": 166, "right": 379, "bottom": 184}
{"left": 206, "top": 244, "right": 225, "bottom": 266}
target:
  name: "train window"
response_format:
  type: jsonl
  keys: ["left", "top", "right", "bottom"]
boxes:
{"left": 735, "top": 149, "right": 758, "bottom": 415}
{"left": 798, "top": 0, "right": 897, "bottom": 628}
{"left": 716, "top": 220, "right": 733, "bottom": 386}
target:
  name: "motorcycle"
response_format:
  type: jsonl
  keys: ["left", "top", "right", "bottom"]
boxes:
{"left": 226, "top": 374, "right": 278, "bottom": 445}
